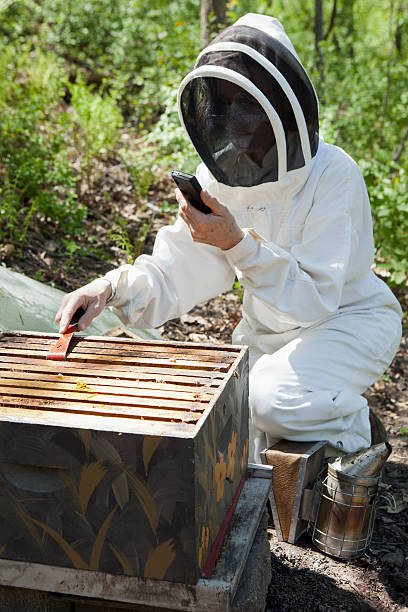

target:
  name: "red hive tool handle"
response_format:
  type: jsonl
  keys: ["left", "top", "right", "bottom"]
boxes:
{"left": 47, "top": 307, "right": 85, "bottom": 361}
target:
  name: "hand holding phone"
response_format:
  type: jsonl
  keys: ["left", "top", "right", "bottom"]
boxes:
{"left": 173, "top": 171, "right": 245, "bottom": 250}
{"left": 171, "top": 170, "right": 212, "bottom": 214}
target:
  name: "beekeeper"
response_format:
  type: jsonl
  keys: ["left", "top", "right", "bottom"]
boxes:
{"left": 56, "top": 13, "right": 402, "bottom": 462}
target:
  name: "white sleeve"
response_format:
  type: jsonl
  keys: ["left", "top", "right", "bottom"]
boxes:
{"left": 103, "top": 216, "right": 236, "bottom": 328}
{"left": 224, "top": 159, "right": 363, "bottom": 327}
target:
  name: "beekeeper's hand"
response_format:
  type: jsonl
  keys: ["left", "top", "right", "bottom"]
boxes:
{"left": 177, "top": 188, "right": 244, "bottom": 250}
{"left": 55, "top": 278, "right": 112, "bottom": 333}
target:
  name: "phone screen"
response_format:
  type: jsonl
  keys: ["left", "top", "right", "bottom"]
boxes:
{"left": 171, "top": 171, "right": 211, "bottom": 214}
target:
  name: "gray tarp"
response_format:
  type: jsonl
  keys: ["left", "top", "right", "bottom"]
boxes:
{"left": 0, "top": 267, "right": 160, "bottom": 339}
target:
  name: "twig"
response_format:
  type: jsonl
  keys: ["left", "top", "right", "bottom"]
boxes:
{"left": 393, "top": 125, "right": 408, "bottom": 162}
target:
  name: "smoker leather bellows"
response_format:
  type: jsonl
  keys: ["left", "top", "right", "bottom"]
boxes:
{"left": 0, "top": 331, "right": 249, "bottom": 584}
{"left": 260, "top": 439, "right": 327, "bottom": 543}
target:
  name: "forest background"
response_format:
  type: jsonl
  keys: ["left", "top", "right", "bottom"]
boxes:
{"left": 0, "top": 0, "right": 407, "bottom": 288}
{"left": 1, "top": 2, "right": 408, "bottom": 609}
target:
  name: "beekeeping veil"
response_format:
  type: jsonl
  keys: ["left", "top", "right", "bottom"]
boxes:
{"left": 177, "top": 14, "right": 319, "bottom": 187}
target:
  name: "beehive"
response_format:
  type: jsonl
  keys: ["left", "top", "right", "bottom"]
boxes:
{"left": 0, "top": 331, "right": 249, "bottom": 584}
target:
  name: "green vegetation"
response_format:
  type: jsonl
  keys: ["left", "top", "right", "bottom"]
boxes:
{"left": 0, "top": 45, "right": 83, "bottom": 245}
{"left": 0, "top": 0, "right": 407, "bottom": 284}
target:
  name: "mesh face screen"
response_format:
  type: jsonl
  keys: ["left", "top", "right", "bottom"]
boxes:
{"left": 181, "top": 77, "right": 278, "bottom": 186}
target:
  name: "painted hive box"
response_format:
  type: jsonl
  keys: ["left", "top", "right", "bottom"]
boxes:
{"left": 0, "top": 331, "right": 249, "bottom": 584}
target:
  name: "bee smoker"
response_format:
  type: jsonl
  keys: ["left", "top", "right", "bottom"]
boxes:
{"left": 308, "top": 442, "right": 392, "bottom": 559}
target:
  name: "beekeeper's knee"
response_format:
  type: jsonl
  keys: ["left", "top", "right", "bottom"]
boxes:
{"left": 249, "top": 353, "right": 294, "bottom": 436}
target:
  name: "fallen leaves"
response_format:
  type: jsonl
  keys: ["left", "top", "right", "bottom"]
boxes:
{"left": 0, "top": 244, "right": 15, "bottom": 259}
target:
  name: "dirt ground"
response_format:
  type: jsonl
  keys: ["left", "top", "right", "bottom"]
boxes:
{"left": 2, "top": 161, "right": 407, "bottom": 611}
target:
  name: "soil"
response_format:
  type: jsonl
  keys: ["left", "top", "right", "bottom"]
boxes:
{"left": 1, "top": 159, "right": 407, "bottom": 611}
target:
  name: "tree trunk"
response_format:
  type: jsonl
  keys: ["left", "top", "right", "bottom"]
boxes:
{"left": 395, "top": 3, "right": 404, "bottom": 54}
{"left": 339, "top": 0, "right": 354, "bottom": 58}
{"left": 323, "top": 0, "right": 338, "bottom": 41}
{"left": 314, "top": 0, "right": 324, "bottom": 79}
{"left": 200, "top": 0, "right": 227, "bottom": 47}
{"left": 314, "top": 0, "right": 324, "bottom": 51}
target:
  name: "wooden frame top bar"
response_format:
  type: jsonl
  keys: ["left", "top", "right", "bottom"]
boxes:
{"left": 0, "top": 331, "right": 247, "bottom": 437}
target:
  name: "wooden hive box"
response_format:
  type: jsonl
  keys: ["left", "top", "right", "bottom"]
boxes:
{"left": 0, "top": 331, "right": 249, "bottom": 585}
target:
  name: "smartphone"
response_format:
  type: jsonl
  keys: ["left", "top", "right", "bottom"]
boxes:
{"left": 171, "top": 170, "right": 212, "bottom": 214}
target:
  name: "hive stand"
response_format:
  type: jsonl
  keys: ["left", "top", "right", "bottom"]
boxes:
{"left": 0, "top": 465, "right": 272, "bottom": 612}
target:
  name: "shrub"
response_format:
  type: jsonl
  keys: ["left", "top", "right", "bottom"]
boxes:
{"left": 0, "top": 45, "right": 84, "bottom": 244}
{"left": 69, "top": 76, "right": 124, "bottom": 176}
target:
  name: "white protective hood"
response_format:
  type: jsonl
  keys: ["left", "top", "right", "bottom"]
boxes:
{"left": 177, "top": 13, "right": 319, "bottom": 189}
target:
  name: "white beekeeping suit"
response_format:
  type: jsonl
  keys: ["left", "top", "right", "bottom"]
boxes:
{"left": 105, "top": 14, "right": 402, "bottom": 462}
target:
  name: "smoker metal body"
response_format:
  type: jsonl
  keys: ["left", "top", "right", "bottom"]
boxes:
{"left": 308, "top": 463, "right": 381, "bottom": 559}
